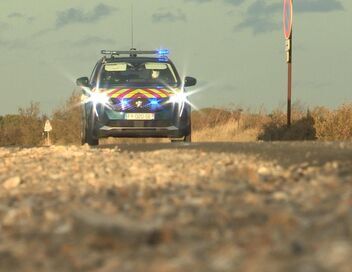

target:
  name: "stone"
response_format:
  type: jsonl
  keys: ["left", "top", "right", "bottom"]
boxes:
{"left": 2, "top": 176, "right": 21, "bottom": 190}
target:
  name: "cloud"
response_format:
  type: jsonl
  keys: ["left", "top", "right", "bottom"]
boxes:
{"left": 236, "top": 0, "right": 344, "bottom": 34}
{"left": 152, "top": 10, "right": 187, "bottom": 23}
{"left": 184, "top": 0, "right": 244, "bottom": 4}
{"left": 184, "top": 0, "right": 212, "bottom": 3}
{"left": 154, "top": 0, "right": 245, "bottom": 24}
{"left": 55, "top": 4, "right": 117, "bottom": 28}
{"left": 32, "top": 3, "right": 117, "bottom": 38}
{"left": 236, "top": 1, "right": 281, "bottom": 34}
{"left": 295, "top": 0, "right": 343, "bottom": 13}
{"left": 73, "top": 36, "right": 115, "bottom": 47}
{"left": 8, "top": 12, "right": 25, "bottom": 19}
{"left": 27, "top": 17, "right": 35, "bottom": 23}
{"left": 237, "top": 17, "right": 280, "bottom": 34}
{"left": 223, "top": 0, "right": 245, "bottom": 6}
{"left": 7, "top": 12, "right": 35, "bottom": 23}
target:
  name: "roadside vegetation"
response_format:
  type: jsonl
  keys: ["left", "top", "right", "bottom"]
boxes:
{"left": 0, "top": 102, "right": 45, "bottom": 146}
{"left": 1, "top": 93, "right": 351, "bottom": 146}
{"left": 193, "top": 103, "right": 352, "bottom": 142}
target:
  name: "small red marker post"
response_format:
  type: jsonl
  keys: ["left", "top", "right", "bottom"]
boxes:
{"left": 283, "top": 0, "right": 293, "bottom": 127}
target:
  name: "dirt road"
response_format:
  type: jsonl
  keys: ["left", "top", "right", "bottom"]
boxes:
{"left": 0, "top": 142, "right": 351, "bottom": 272}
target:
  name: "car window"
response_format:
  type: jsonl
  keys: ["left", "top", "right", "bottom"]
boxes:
{"left": 98, "top": 62, "right": 178, "bottom": 86}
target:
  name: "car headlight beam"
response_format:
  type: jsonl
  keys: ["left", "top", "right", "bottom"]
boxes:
{"left": 89, "top": 92, "right": 111, "bottom": 106}
{"left": 81, "top": 88, "right": 112, "bottom": 117}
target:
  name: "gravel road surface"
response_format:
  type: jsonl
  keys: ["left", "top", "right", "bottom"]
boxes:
{"left": 0, "top": 142, "right": 351, "bottom": 272}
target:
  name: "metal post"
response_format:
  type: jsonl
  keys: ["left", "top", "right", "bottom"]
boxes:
{"left": 286, "top": 28, "right": 293, "bottom": 127}
{"left": 45, "top": 132, "right": 49, "bottom": 146}
{"left": 284, "top": 0, "right": 293, "bottom": 127}
{"left": 287, "top": 0, "right": 293, "bottom": 128}
{"left": 287, "top": 46, "right": 292, "bottom": 127}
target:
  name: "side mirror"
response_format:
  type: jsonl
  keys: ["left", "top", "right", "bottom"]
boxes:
{"left": 76, "top": 77, "right": 90, "bottom": 87}
{"left": 184, "top": 76, "right": 197, "bottom": 87}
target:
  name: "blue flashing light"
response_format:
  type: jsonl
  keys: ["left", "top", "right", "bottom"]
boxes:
{"left": 120, "top": 99, "right": 130, "bottom": 109}
{"left": 149, "top": 98, "right": 160, "bottom": 106}
{"left": 157, "top": 49, "right": 169, "bottom": 56}
{"left": 149, "top": 98, "right": 161, "bottom": 111}
{"left": 158, "top": 57, "right": 168, "bottom": 62}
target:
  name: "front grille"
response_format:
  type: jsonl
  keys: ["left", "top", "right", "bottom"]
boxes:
{"left": 107, "top": 120, "right": 174, "bottom": 128}
{"left": 110, "top": 98, "right": 173, "bottom": 113}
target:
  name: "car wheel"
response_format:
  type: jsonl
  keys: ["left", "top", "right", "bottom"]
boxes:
{"left": 170, "top": 134, "right": 191, "bottom": 143}
{"left": 86, "top": 129, "right": 99, "bottom": 146}
{"left": 171, "top": 115, "right": 192, "bottom": 143}
{"left": 81, "top": 108, "right": 99, "bottom": 146}
{"left": 183, "top": 125, "right": 192, "bottom": 143}
{"left": 184, "top": 133, "right": 191, "bottom": 143}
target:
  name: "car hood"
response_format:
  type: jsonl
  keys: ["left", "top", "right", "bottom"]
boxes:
{"left": 93, "top": 87, "right": 181, "bottom": 99}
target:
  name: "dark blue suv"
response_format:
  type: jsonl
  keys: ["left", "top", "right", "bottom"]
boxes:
{"left": 76, "top": 49, "right": 197, "bottom": 146}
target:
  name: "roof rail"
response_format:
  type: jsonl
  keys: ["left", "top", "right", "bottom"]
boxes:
{"left": 101, "top": 48, "right": 169, "bottom": 57}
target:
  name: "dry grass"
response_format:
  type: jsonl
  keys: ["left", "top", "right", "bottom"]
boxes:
{"left": 192, "top": 124, "right": 259, "bottom": 142}
{"left": 0, "top": 102, "right": 45, "bottom": 146}
{"left": 50, "top": 91, "right": 82, "bottom": 145}
{"left": 193, "top": 103, "right": 352, "bottom": 142}
{"left": 191, "top": 108, "right": 267, "bottom": 142}
{"left": 1, "top": 93, "right": 352, "bottom": 146}
{"left": 313, "top": 105, "right": 352, "bottom": 141}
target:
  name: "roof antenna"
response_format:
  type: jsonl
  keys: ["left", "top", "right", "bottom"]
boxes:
{"left": 131, "top": 4, "right": 135, "bottom": 50}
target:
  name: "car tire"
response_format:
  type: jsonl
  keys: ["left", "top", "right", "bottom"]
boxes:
{"left": 86, "top": 129, "right": 99, "bottom": 146}
{"left": 81, "top": 107, "right": 99, "bottom": 146}
{"left": 170, "top": 133, "right": 191, "bottom": 143}
{"left": 184, "top": 133, "right": 191, "bottom": 143}
{"left": 183, "top": 123, "right": 192, "bottom": 143}
{"left": 171, "top": 115, "right": 192, "bottom": 143}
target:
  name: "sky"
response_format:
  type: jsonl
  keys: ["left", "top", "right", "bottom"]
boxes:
{"left": 0, "top": 0, "right": 351, "bottom": 115}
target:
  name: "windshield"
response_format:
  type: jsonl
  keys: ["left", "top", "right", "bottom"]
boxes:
{"left": 97, "top": 61, "right": 179, "bottom": 87}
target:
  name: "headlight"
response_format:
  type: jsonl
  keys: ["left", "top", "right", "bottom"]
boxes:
{"left": 90, "top": 92, "right": 111, "bottom": 106}
{"left": 168, "top": 92, "right": 188, "bottom": 104}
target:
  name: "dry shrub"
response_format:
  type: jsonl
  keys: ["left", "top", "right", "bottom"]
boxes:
{"left": 313, "top": 104, "right": 352, "bottom": 141}
{"left": 51, "top": 91, "right": 81, "bottom": 145}
{"left": 192, "top": 108, "right": 243, "bottom": 130}
{"left": 0, "top": 102, "right": 44, "bottom": 146}
{"left": 192, "top": 121, "right": 259, "bottom": 142}
{"left": 0, "top": 115, "right": 24, "bottom": 146}
{"left": 258, "top": 103, "right": 317, "bottom": 141}
{"left": 191, "top": 108, "right": 267, "bottom": 142}
{"left": 242, "top": 112, "right": 269, "bottom": 130}
{"left": 18, "top": 102, "right": 45, "bottom": 145}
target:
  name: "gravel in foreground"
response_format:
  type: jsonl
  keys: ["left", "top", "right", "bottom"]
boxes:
{"left": 0, "top": 145, "right": 351, "bottom": 272}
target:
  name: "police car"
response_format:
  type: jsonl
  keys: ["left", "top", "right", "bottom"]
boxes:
{"left": 76, "top": 49, "right": 197, "bottom": 146}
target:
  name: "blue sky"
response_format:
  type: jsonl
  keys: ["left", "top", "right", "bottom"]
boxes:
{"left": 0, "top": 0, "right": 350, "bottom": 114}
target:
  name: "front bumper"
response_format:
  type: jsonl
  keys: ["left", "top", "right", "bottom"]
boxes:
{"left": 97, "top": 125, "right": 182, "bottom": 138}
{"left": 91, "top": 104, "right": 190, "bottom": 138}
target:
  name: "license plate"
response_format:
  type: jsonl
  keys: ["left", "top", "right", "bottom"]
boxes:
{"left": 125, "top": 113, "right": 155, "bottom": 120}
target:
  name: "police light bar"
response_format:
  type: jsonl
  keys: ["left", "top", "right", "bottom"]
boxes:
{"left": 101, "top": 49, "right": 170, "bottom": 57}
{"left": 157, "top": 49, "right": 169, "bottom": 56}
